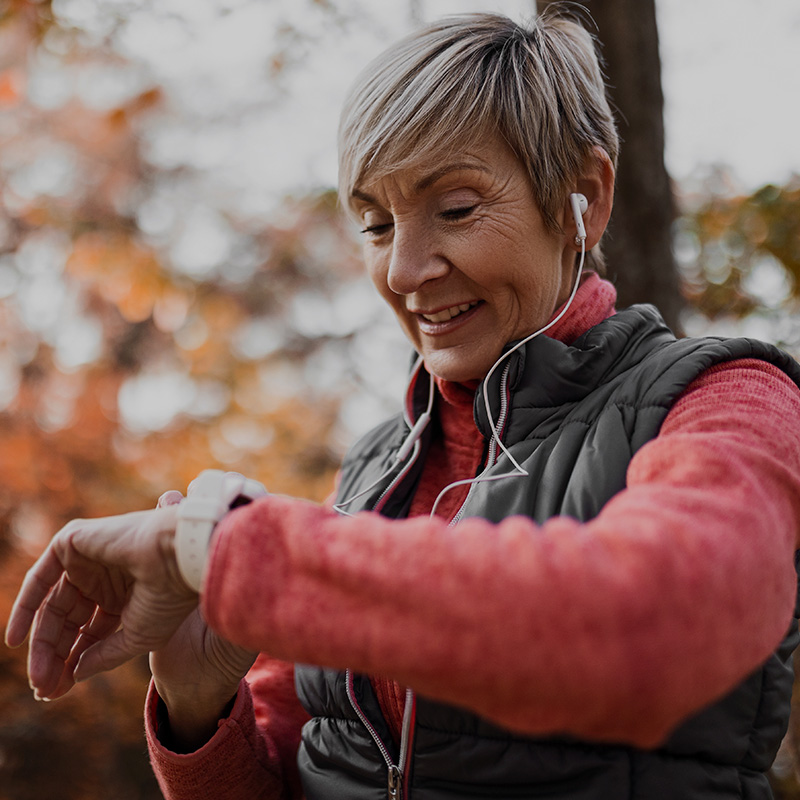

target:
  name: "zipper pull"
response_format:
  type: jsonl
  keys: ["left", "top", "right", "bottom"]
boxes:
{"left": 387, "top": 764, "right": 402, "bottom": 800}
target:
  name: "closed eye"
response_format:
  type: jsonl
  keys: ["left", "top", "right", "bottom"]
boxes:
{"left": 360, "top": 222, "right": 393, "bottom": 237}
{"left": 441, "top": 205, "right": 477, "bottom": 221}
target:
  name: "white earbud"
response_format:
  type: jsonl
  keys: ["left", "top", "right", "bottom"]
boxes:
{"left": 569, "top": 192, "right": 588, "bottom": 246}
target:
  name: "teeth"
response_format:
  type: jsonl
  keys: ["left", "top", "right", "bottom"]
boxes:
{"left": 422, "top": 302, "right": 477, "bottom": 323}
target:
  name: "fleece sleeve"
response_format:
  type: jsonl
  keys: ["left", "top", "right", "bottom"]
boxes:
{"left": 145, "top": 654, "right": 309, "bottom": 800}
{"left": 201, "top": 359, "right": 800, "bottom": 749}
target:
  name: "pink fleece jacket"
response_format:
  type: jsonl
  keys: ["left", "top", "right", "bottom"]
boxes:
{"left": 146, "top": 275, "right": 800, "bottom": 800}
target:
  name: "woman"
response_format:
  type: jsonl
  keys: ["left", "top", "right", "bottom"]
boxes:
{"left": 7, "top": 11, "right": 800, "bottom": 800}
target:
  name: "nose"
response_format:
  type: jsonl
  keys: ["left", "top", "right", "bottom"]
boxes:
{"left": 386, "top": 224, "right": 449, "bottom": 296}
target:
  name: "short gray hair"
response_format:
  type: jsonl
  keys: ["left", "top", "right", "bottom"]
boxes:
{"left": 338, "top": 10, "right": 618, "bottom": 253}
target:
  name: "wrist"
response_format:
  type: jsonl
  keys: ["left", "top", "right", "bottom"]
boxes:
{"left": 155, "top": 684, "right": 238, "bottom": 753}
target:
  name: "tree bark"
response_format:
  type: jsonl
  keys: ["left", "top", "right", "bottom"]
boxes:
{"left": 538, "top": 0, "right": 683, "bottom": 333}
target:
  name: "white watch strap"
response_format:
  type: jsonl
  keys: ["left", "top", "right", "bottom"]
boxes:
{"left": 175, "top": 470, "right": 229, "bottom": 592}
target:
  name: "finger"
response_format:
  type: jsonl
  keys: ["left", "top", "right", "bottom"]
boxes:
{"left": 73, "top": 626, "right": 153, "bottom": 683}
{"left": 74, "top": 587, "right": 197, "bottom": 683}
{"left": 157, "top": 490, "right": 184, "bottom": 509}
{"left": 5, "top": 548, "right": 68, "bottom": 649}
{"left": 28, "top": 576, "right": 97, "bottom": 697}
{"left": 46, "top": 608, "right": 121, "bottom": 700}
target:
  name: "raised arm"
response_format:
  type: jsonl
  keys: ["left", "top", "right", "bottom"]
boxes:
{"left": 198, "top": 361, "right": 800, "bottom": 747}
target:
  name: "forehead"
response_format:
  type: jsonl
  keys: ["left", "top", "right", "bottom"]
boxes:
{"left": 351, "top": 134, "right": 520, "bottom": 205}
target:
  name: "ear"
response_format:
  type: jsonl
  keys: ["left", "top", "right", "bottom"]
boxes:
{"left": 564, "top": 146, "right": 615, "bottom": 252}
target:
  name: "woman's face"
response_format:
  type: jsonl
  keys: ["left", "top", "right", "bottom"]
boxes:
{"left": 353, "top": 136, "right": 576, "bottom": 382}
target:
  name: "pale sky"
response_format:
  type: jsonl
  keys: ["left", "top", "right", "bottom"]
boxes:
{"left": 28, "top": 0, "right": 800, "bottom": 434}
{"left": 657, "top": 0, "right": 800, "bottom": 189}
{"left": 104, "top": 0, "right": 800, "bottom": 216}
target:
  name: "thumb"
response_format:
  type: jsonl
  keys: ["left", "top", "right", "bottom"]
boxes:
{"left": 73, "top": 629, "right": 145, "bottom": 683}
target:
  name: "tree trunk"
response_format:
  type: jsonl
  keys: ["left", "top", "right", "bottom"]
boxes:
{"left": 538, "top": 0, "right": 683, "bottom": 333}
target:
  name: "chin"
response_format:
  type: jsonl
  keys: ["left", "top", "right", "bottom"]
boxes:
{"left": 424, "top": 352, "right": 493, "bottom": 384}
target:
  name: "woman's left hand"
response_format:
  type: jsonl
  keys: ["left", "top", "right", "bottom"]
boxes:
{"left": 4, "top": 505, "right": 198, "bottom": 700}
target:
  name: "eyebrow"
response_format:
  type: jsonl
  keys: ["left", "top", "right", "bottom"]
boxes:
{"left": 351, "top": 161, "right": 491, "bottom": 205}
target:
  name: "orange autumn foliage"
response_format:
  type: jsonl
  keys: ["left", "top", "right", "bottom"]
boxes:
{"left": 0, "top": 4, "right": 360, "bottom": 796}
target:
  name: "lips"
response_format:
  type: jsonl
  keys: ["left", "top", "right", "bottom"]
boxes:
{"left": 418, "top": 301, "right": 479, "bottom": 323}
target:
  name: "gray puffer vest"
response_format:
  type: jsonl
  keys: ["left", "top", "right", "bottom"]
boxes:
{"left": 296, "top": 306, "right": 800, "bottom": 800}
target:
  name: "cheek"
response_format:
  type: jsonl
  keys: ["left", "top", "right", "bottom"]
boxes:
{"left": 501, "top": 260, "right": 564, "bottom": 325}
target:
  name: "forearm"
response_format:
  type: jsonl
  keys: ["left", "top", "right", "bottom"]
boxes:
{"left": 203, "top": 486, "right": 796, "bottom": 746}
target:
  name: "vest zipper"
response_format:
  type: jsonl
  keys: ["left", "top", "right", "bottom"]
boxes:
{"left": 387, "top": 765, "right": 402, "bottom": 799}
{"left": 344, "top": 366, "right": 426, "bottom": 797}
{"left": 449, "top": 361, "right": 513, "bottom": 527}
{"left": 346, "top": 669, "right": 416, "bottom": 799}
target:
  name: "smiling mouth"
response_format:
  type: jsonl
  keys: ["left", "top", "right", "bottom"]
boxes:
{"left": 420, "top": 301, "right": 479, "bottom": 323}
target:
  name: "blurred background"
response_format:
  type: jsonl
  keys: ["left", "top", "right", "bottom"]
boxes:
{"left": 1, "top": 0, "right": 799, "bottom": 797}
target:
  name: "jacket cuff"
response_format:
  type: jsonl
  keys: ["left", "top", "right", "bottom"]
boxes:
{"left": 145, "top": 679, "right": 277, "bottom": 800}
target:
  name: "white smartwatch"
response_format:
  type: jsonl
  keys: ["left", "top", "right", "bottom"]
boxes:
{"left": 175, "top": 469, "right": 267, "bottom": 592}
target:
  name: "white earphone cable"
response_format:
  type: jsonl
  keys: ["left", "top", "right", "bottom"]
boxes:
{"left": 481, "top": 237, "right": 586, "bottom": 477}
{"left": 429, "top": 238, "right": 587, "bottom": 518}
{"left": 333, "top": 357, "right": 435, "bottom": 516}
